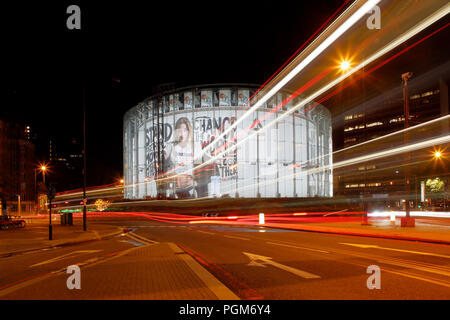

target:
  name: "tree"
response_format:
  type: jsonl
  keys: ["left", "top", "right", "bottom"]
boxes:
{"left": 426, "top": 178, "right": 444, "bottom": 193}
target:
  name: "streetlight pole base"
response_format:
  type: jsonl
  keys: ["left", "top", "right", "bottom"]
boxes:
{"left": 49, "top": 224, "right": 53, "bottom": 240}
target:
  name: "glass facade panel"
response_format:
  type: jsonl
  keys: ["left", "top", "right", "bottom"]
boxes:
{"left": 123, "top": 86, "right": 332, "bottom": 199}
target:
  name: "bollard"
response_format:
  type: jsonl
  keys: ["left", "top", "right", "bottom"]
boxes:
{"left": 390, "top": 213, "right": 396, "bottom": 224}
{"left": 259, "top": 213, "right": 265, "bottom": 225}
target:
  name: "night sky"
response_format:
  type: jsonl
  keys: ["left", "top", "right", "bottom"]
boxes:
{"left": 2, "top": 0, "right": 344, "bottom": 189}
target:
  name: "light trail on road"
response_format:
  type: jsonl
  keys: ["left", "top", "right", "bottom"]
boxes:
{"left": 149, "top": 2, "right": 450, "bottom": 187}
{"left": 53, "top": 1, "right": 450, "bottom": 209}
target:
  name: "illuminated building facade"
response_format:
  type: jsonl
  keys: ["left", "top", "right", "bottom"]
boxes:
{"left": 335, "top": 79, "right": 449, "bottom": 209}
{"left": 0, "top": 120, "right": 36, "bottom": 213}
{"left": 123, "top": 84, "right": 333, "bottom": 199}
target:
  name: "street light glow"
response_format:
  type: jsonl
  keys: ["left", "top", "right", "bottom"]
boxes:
{"left": 38, "top": 162, "right": 49, "bottom": 172}
{"left": 434, "top": 151, "right": 442, "bottom": 158}
{"left": 340, "top": 60, "right": 351, "bottom": 71}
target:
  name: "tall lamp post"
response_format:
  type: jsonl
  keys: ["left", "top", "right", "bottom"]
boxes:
{"left": 401, "top": 72, "right": 414, "bottom": 227}
{"left": 42, "top": 165, "right": 47, "bottom": 184}
{"left": 82, "top": 87, "right": 87, "bottom": 231}
{"left": 34, "top": 165, "right": 48, "bottom": 212}
{"left": 433, "top": 151, "right": 447, "bottom": 210}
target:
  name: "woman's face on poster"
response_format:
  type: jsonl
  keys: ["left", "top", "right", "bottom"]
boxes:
{"left": 176, "top": 123, "right": 189, "bottom": 146}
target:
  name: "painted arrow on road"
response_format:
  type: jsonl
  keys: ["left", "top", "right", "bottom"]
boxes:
{"left": 340, "top": 243, "right": 450, "bottom": 259}
{"left": 243, "top": 252, "right": 320, "bottom": 279}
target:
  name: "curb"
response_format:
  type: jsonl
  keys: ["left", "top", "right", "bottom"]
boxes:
{"left": 0, "top": 226, "right": 124, "bottom": 258}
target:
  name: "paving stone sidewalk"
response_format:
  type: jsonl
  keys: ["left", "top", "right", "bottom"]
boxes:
{"left": 0, "top": 242, "right": 239, "bottom": 300}
{"left": 0, "top": 219, "right": 123, "bottom": 257}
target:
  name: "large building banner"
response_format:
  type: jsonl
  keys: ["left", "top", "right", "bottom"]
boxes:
{"left": 124, "top": 86, "right": 332, "bottom": 200}
{"left": 142, "top": 110, "right": 238, "bottom": 198}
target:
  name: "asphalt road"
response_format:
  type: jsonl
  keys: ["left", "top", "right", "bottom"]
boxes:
{"left": 113, "top": 217, "right": 450, "bottom": 299}
{"left": 1, "top": 216, "right": 449, "bottom": 299}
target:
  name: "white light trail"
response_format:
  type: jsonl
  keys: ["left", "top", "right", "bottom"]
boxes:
{"left": 219, "top": 134, "right": 450, "bottom": 196}
{"left": 111, "top": 2, "right": 450, "bottom": 199}
{"left": 174, "top": 3, "right": 450, "bottom": 180}
{"left": 196, "top": 0, "right": 381, "bottom": 158}
{"left": 369, "top": 211, "right": 450, "bottom": 218}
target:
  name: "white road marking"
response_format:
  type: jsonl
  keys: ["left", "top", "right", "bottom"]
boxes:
{"left": 340, "top": 243, "right": 450, "bottom": 259}
{"left": 195, "top": 230, "right": 216, "bottom": 235}
{"left": 243, "top": 252, "right": 321, "bottom": 279}
{"left": 267, "top": 241, "right": 329, "bottom": 253}
{"left": 224, "top": 235, "right": 250, "bottom": 241}
{"left": 2, "top": 245, "right": 150, "bottom": 298}
{"left": 376, "top": 257, "right": 450, "bottom": 277}
{"left": 125, "top": 232, "right": 159, "bottom": 245}
{"left": 30, "top": 250, "right": 102, "bottom": 267}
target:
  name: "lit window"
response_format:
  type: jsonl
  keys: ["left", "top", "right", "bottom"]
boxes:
{"left": 389, "top": 117, "right": 404, "bottom": 123}
{"left": 366, "top": 121, "right": 383, "bottom": 127}
{"left": 344, "top": 138, "right": 356, "bottom": 143}
{"left": 345, "top": 184, "right": 360, "bottom": 188}
{"left": 421, "top": 91, "right": 433, "bottom": 97}
{"left": 367, "top": 182, "right": 381, "bottom": 187}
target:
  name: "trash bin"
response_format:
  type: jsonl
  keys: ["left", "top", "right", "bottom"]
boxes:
{"left": 60, "top": 213, "right": 68, "bottom": 225}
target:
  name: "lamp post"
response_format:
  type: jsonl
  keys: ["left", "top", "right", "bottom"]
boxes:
{"left": 82, "top": 87, "right": 87, "bottom": 231}
{"left": 17, "top": 195, "right": 21, "bottom": 216}
{"left": 34, "top": 165, "right": 48, "bottom": 213}
{"left": 42, "top": 166, "right": 46, "bottom": 184}
{"left": 48, "top": 184, "right": 55, "bottom": 240}
{"left": 433, "top": 151, "right": 446, "bottom": 210}
{"left": 34, "top": 169, "right": 37, "bottom": 210}
{"left": 401, "top": 72, "right": 414, "bottom": 226}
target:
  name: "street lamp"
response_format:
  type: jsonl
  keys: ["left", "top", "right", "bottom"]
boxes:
{"left": 432, "top": 149, "right": 447, "bottom": 210}
{"left": 41, "top": 165, "right": 47, "bottom": 184}
{"left": 340, "top": 60, "right": 351, "bottom": 71}
{"left": 34, "top": 164, "right": 49, "bottom": 212}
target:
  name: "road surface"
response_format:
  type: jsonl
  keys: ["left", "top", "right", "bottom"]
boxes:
{"left": 1, "top": 216, "right": 449, "bottom": 299}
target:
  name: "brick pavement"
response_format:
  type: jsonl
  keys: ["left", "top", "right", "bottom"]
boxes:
{"left": 0, "top": 219, "right": 123, "bottom": 257}
{"left": 0, "top": 242, "right": 239, "bottom": 300}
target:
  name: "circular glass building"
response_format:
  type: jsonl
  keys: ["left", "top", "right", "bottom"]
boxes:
{"left": 123, "top": 84, "right": 332, "bottom": 199}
